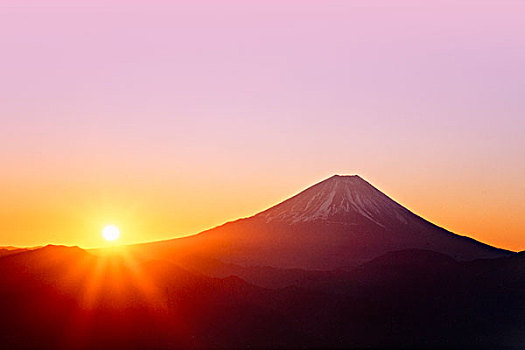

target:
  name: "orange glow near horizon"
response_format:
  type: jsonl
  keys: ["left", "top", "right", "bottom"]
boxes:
{"left": 0, "top": 1, "right": 523, "bottom": 252}
{"left": 0, "top": 172, "right": 523, "bottom": 252}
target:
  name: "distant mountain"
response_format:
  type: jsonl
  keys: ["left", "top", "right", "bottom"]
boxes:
{"left": 0, "top": 246, "right": 33, "bottom": 257}
{"left": 137, "top": 175, "right": 512, "bottom": 270}
{"left": 1, "top": 176, "right": 519, "bottom": 348}
{"left": 0, "top": 245, "right": 300, "bottom": 349}
{"left": 1, "top": 244, "right": 524, "bottom": 349}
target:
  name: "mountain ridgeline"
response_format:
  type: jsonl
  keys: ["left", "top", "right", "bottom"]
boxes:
{"left": 136, "top": 175, "right": 511, "bottom": 269}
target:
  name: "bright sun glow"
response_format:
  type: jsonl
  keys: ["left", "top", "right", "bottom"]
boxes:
{"left": 102, "top": 225, "right": 120, "bottom": 241}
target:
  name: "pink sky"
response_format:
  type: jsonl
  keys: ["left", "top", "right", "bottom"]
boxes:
{"left": 1, "top": 1, "right": 524, "bottom": 249}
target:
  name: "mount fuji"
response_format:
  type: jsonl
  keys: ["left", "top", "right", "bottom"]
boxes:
{"left": 0, "top": 175, "right": 521, "bottom": 349}
{"left": 137, "top": 175, "right": 511, "bottom": 270}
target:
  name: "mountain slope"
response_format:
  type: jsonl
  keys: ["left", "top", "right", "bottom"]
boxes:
{"left": 256, "top": 175, "right": 410, "bottom": 226}
{"left": 1, "top": 244, "right": 524, "bottom": 349}
{"left": 134, "top": 175, "right": 512, "bottom": 270}
{"left": 0, "top": 245, "right": 303, "bottom": 349}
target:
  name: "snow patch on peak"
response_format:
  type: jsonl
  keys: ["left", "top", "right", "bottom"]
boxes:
{"left": 256, "top": 175, "right": 409, "bottom": 227}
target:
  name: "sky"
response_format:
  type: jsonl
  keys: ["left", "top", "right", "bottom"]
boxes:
{"left": 1, "top": 0, "right": 524, "bottom": 250}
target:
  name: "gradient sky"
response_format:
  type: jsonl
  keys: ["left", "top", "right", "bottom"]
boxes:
{"left": 1, "top": 0, "right": 524, "bottom": 250}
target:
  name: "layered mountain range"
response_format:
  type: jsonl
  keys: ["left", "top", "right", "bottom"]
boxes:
{"left": 0, "top": 175, "right": 521, "bottom": 349}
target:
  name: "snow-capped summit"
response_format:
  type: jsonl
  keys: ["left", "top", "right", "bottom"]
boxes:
{"left": 144, "top": 175, "right": 512, "bottom": 270}
{"left": 257, "top": 175, "right": 410, "bottom": 227}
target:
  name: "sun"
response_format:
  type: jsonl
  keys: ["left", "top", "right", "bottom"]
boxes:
{"left": 102, "top": 225, "right": 120, "bottom": 241}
